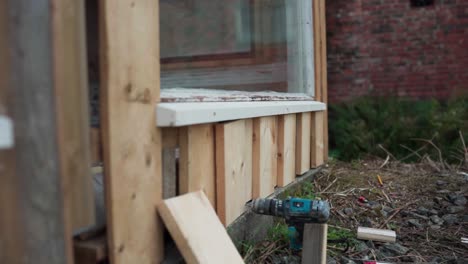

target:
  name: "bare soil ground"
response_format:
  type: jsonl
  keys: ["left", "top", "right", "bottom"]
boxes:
{"left": 242, "top": 158, "right": 468, "bottom": 263}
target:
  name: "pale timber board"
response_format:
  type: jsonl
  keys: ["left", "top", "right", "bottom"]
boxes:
{"left": 99, "top": 0, "right": 163, "bottom": 263}
{"left": 179, "top": 124, "right": 216, "bottom": 207}
{"left": 320, "top": 0, "right": 329, "bottom": 161}
{"left": 158, "top": 191, "right": 244, "bottom": 264}
{"left": 216, "top": 119, "right": 253, "bottom": 226}
{"left": 311, "top": 111, "right": 325, "bottom": 168}
{"left": 302, "top": 224, "right": 327, "bottom": 264}
{"left": 253, "top": 116, "right": 278, "bottom": 198}
{"left": 277, "top": 114, "right": 296, "bottom": 187}
{"left": 357, "top": 227, "right": 396, "bottom": 243}
{"left": 53, "top": 0, "right": 96, "bottom": 234}
{"left": 295, "top": 112, "right": 311, "bottom": 175}
{"left": 157, "top": 101, "right": 326, "bottom": 127}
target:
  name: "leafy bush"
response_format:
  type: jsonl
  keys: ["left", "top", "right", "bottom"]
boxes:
{"left": 329, "top": 96, "right": 468, "bottom": 163}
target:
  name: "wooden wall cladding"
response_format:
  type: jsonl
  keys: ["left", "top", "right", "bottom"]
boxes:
{"left": 179, "top": 124, "right": 216, "bottom": 207}
{"left": 311, "top": 111, "right": 325, "bottom": 168}
{"left": 253, "top": 116, "right": 278, "bottom": 198}
{"left": 215, "top": 119, "right": 253, "bottom": 226}
{"left": 295, "top": 112, "right": 312, "bottom": 175}
{"left": 277, "top": 114, "right": 297, "bottom": 187}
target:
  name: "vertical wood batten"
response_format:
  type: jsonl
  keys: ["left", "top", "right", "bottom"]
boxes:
{"left": 216, "top": 119, "right": 253, "bottom": 226}
{"left": 99, "top": 0, "right": 164, "bottom": 263}
{"left": 179, "top": 124, "right": 216, "bottom": 207}
{"left": 253, "top": 116, "right": 278, "bottom": 198}
{"left": 277, "top": 114, "right": 296, "bottom": 187}
{"left": 295, "top": 112, "right": 311, "bottom": 175}
{"left": 313, "top": 0, "right": 329, "bottom": 161}
{"left": 311, "top": 111, "right": 325, "bottom": 168}
{"left": 52, "top": 0, "right": 95, "bottom": 233}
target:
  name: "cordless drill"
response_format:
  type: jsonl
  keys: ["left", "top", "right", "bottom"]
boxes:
{"left": 251, "top": 197, "right": 330, "bottom": 250}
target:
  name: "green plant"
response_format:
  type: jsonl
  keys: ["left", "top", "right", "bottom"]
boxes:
{"left": 329, "top": 96, "right": 468, "bottom": 163}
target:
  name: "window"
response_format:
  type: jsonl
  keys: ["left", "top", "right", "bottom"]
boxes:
{"left": 160, "top": 0, "right": 315, "bottom": 98}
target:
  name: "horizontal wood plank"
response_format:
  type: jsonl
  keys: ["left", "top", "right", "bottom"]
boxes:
{"left": 157, "top": 101, "right": 326, "bottom": 127}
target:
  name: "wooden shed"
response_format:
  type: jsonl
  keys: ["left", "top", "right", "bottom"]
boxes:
{"left": 0, "top": 0, "right": 328, "bottom": 263}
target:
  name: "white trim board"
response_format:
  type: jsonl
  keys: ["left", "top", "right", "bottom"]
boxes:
{"left": 156, "top": 101, "right": 326, "bottom": 127}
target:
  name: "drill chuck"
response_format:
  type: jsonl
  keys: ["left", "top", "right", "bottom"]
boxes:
{"left": 252, "top": 197, "right": 330, "bottom": 224}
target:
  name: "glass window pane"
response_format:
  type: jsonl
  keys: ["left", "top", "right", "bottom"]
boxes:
{"left": 160, "top": 0, "right": 314, "bottom": 97}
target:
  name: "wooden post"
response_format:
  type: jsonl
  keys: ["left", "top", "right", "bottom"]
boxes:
{"left": 99, "top": 0, "right": 164, "bottom": 263}
{"left": 302, "top": 223, "right": 328, "bottom": 264}
{"left": 313, "top": 0, "right": 329, "bottom": 161}
{"left": 1, "top": 0, "right": 92, "bottom": 263}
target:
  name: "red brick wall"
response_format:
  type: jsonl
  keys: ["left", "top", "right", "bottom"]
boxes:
{"left": 326, "top": 0, "right": 468, "bottom": 103}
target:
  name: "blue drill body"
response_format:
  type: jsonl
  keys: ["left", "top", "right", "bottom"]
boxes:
{"left": 252, "top": 197, "right": 330, "bottom": 250}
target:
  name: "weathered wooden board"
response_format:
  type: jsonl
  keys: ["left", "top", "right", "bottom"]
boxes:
{"left": 99, "top": 0, "right": 164, "bottom": 263}
{"left": 0, "top": 0, "right": 92, "bottom": 262}
{"left": 295, "top": 112, "right": 311, "bottom": 175}
{"left": 158, "top": 191, "right": 244, "bottom": 264}
{"left": 90, "top": 127, "right": 102, "bottom": 164}
{"left": 216, "top": 119, "right": 253, "bottom": 226}
{"left": 302, "top": 224, "right": 328, "bottom": 264}
{"left": 253, "top": 116, "right": 278, "bottom": 198}
{"left": 320, "top": 0, "right": 329, "bottom": 161}
{"left": 277, "top": 114, "right": 296, "bottom": 187}
{"left": 53, "top": 0, "right": 96, "bottom": 234}
{"left": 179, "top": 124, "right": 216, "bottom": 207}
{"left": 162, "top": 127, "right": 179, "bottom": 148}
{"left": 311, "top": 111, "right": 325, "bottom": 168}
{"left": 314, "top": 0, "right": 329, "bottom": 161}
{"left": 163, "top": 148, "right": 177, "bottom": 199}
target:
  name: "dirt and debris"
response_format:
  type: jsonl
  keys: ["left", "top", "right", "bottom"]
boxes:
{"left": 242, "top": 158, "right": 468, "bottom": 263}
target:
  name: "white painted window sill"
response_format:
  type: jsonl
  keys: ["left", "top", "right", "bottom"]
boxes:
{"left": 156, "top": 101, "right": 326, "bottom": 127}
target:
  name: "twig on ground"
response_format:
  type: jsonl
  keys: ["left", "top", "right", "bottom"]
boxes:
{"left": 319, "top": 177, "right": 338, "bottom": 194}
{"left": 379, "top": 155, "right": 390, "bottom": 168}
{"left": 378, "top": 144, "right": 397, "bottom": 161}
{"left": 412, "top": 138, "right": 446, "bottom": 170}
{"left": 379, "top": 199, "right": 420, "bottom": 229}
{"left": 399, "top": 144, "right": 426, "bottom": 161}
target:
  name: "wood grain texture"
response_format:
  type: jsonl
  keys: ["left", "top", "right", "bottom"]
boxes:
{"left": 311, "top": 111, "right": 325, "bottom": 168}
{"left": 179, "top": 124, "right": 216, "bottom": 207}
{"left": 158, "top": 191, "right": 244, "bottom": 264}
{"left": 0, "top": 0, "right": 90, "bottom": 262}
{"left": 357, "top": 227, "right": 396, "bottom": 243}
{"left": 277, "top": 114, "right": 296, "bottom": 187}
{"left": 302, "top": 224, "right": 328, "bottom": 264}
{"left": 295, "top": 112, "right": 311, "bottom": 175}
{"left": 313, "top": 0, "right": 329, "bottom": 161}
{"left": 253, "top": 116, "right": 278, "bottom": 198}
{"left": 99, "top": 0, "right": 163, "bottom": 263}
{"left": 320, "top": 0, "right": 329, "bottom": 161}
{"left": 52, "top": 0, "right": 95, "bottom": 232}
{"left": 216, "top": 119, "right": 253, "bottom": 226}
{"left": 163, "top": 148, "right": 177, "bottom": 199}
{"left": 74, "top": 236, "right": 108, "bottom": 264}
